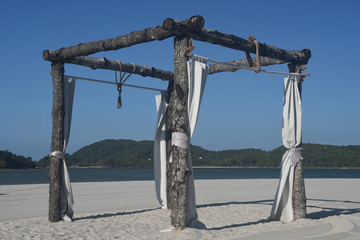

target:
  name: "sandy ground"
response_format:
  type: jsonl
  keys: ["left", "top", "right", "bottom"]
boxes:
{"left": 0, "top": 179, "right": 359, "bottom": 240}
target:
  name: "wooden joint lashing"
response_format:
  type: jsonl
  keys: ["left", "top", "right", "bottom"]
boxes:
{"left": 246, "top": 36, "right": 261, "bottom": 73}
{"left": 186, "top": 39, "right": 194, "bottom": 58}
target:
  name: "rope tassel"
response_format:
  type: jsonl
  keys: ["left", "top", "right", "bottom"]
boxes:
{"left": 115, "top": 61, "right": 136, "bottom": 109}
{"left": 117, "top": 85, "right": 123, "bottom": 108}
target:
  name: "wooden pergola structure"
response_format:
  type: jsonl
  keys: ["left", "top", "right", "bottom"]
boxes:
{"left": 43, "top": 16, "right": 311, "bottom": 229}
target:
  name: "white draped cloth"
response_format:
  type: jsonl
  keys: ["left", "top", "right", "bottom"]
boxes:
{"left": 50, "top": 76, "right": 76, "bottom": 221}
{"left": 269, "top": 75, "right": 303, "bottom": 222}
{"left": 154, "top": 91, "right": 168, "bottom": 209}
{"left": 154, "top": 55, "right": 208, "bottom": 226}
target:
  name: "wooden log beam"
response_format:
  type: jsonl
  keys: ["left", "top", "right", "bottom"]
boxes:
{"left": 163, "top": 18, "right": 310, "bottom": 64}
{"left": 66, "top": 56, "right": 173, "bottom": 81}
{"left": 288, "top": 63, "right": 307, "bottom": 220}
{"left": 65, "top": 54, "right": 285, "bottom": 83}
{"left": 169, "top": 36, "right": 191, "bottom": 229}
{"left": 49, "top": 61, "right": 65, "bottom": 222}
{"left": 43, "top": 27, "right": 173, "bottom": 62}
{"left": 163, "top": 15, "right": 205, "bottom": 34}
{"left": 189, "top": 29, "right": 311, "bottom": 65}
{"left": 43, "top": 16, "right": 205, "bottom": 62}
{"left": 43, "top": 15, "right": 310, "bottom": 65}
{"left": 208, "top": 56, "right": 286, "bottom": 74}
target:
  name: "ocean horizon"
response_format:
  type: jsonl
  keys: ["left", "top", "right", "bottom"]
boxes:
{"left": 1, "top": 167, "right": 360, "bottom": 185}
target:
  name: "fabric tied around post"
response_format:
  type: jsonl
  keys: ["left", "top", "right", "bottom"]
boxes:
{"left": 171, "top": 132, "right": 190, "bottom": 150}
{"left": 50, "top": 151, "right": 66, "bottom": 160}
{"left": 269, "top": 74, "right": 303, "bottom": 223}
{"left": 280, "top": 148, "right": 303, "bottom": 167}
{"left": 155, "top": 54, "right": 208, "bottom": 229}
{"left": 49, "top": 76, "right": 76, "bottom": 222}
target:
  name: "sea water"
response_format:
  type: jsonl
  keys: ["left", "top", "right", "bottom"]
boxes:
{"left": 0, "top": 167, "right": 359, "bottom": 185}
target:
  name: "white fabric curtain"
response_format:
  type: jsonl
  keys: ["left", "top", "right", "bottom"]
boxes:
{"left": 185, "top": 55, "right": 209, "bottom": 225}
{"left": 153, "top": 55, "right": 208, "bottom": 226}
{"left": 154, "top": 91, "right": 168, "bottom": 208}
{"left": 51, "top": 76, "right": 76, "bottom": 221}
{"left": 269, "top": 75, "right": 302, "bottom": 222}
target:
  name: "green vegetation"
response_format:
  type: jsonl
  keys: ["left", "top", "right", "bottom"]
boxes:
{"left": 39, "top": 140, "right": 360, "bottom": 168}
{"left": 0, "top": 150, "right": 37, "bottom": 169}
{"left": 2, "top": 140, "right": 360, "bottom": 169}
{"left": 70, "top": 139, "right": 154, "bottom": 168}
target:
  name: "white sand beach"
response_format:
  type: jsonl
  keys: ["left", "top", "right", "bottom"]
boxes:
{"left": 1, "top": 179, "right": 359, "bottom": 240}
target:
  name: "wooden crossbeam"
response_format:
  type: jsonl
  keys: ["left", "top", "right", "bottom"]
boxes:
{"left": 43, "top": 16, "right": 310, "bottom": 65}
{"left": 65, "top": 55, "right": 286, "bottom": 81}
{"left": 43, "top": 16, "right": 204, "bottom": 62}
{"left": 188, "top": 29, "right": 311, "bottom": 65}
{"left": 67, "top": 56, "right": 174, "bottom": 81}
{"left": 208, "top": 56, "right": 286, "bottom": 74}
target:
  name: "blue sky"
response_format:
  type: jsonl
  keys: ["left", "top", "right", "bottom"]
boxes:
{"left": 1, "top": 0, "right": 359, "bottom": 160}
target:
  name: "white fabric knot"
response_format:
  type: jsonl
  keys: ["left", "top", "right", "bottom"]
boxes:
{"left": 50, "top": 151, "right": 66, "bottom": 159}
{"left": 171, "top": 132, "right": 190, "bottom": 149}
{"left": 281, "top": 147, "right": 303, "bottom": 167}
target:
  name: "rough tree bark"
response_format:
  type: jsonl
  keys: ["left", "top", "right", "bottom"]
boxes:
{"left": 166, "top": 81, "right": 174, "bottom": 210}
{"left": 43, "top": 16, "right": 310, "bottom": 65}
{"left": 163, "top": 18, "right": 311, "bottom": 65}
{"left": 43, "top": 16, "right": 204, "bottom": 62}
{"left": 48, "top": 61, "right": 65, "bottom": 222}
{"left": 66, "top": 56, "right": 173, "bottom": 81}
{"left": 43, "top": 26, "right": 173, "bottom": 62}
{"left": 65, "top": 55, "right": 286, "bottom": 82}
{"left": 168, "top": 36, "right": 190, "bottom": 229}
{"left": 162, "top": 16, "right": 205, "bottom": 34}
{"left": 288, "top": 63, "right": 307, "bottom": 219}
{"left": 208, "top": 56, "right": 286, "bottom": 74}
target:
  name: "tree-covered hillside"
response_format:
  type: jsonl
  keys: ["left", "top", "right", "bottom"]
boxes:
{"left": 71, "top": 139, "right": 154, "bottom": 167}
{"left": 0, "top": 150, "right": 37, "bottom": 169}
{"left": 37, "top": 140, "right": 360, "bottom": 168}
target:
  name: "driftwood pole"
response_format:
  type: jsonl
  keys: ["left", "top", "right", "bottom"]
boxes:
{"left": 48, "top": 61, "right": 65, "bottom": 222}
{"left": 288, "top": 63, "right": 307, "bottom": 219}
{"left": 166, "top": 81, "right": 174, "bottom": 210}
{"left": 168, "top": 36, "right": 190, "bottom": 229}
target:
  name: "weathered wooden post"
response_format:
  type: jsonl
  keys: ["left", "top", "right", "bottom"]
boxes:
{"left": 166, "top": 81, "right": 174, "bottom": 210}
{"left": 168, "top": 35, "right": 190, "bottom": 229}
{"left": 48, "top": 61, "right": 65, "bottom": 222}
{"left": 289, "top": 63, "right": 307, "bottom": 219}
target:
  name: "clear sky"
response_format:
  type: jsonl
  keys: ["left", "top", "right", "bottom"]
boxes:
{"left": 1, "top": 0, "right": 359, "bottom": 161}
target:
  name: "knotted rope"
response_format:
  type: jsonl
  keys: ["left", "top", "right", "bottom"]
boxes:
{"left": 115, "top": 61, "right": 136, "bottom": 108}
{"left": 246, "top": 35, "right": 261, "bottom": 73}
{"left": 187, "top": 38, "right": 195, "bottom": 57}
{"left": 301, "top": 65, "right": 307, "bottom": 77}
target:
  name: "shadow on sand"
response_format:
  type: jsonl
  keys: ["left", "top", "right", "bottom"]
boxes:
{"left": 198, "top": 198, "right": 360, "bottom": 230}
{"left": 197, "top": 199, "right": 273, "bottom": 209}
{"left": 73, "top": 198, "right": 360, "bottom": 230}
{"left": 307, "top": 198, "right": 360, "bottom": 220}
{"left": 73, "top": 207, "right": 161, "bottom": 221}
{"left": 197, "top": 200, "right": 272, "bottom": 230}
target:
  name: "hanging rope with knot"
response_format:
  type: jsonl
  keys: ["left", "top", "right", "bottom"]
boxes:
{"left": 115, "top": 61, "right": 136, "bottom": 108}
{"left": 246, "top": 35, "right": 261, "bottom": 73}
{"left": 187, "top": 38, "right": 194, "bottom": 58}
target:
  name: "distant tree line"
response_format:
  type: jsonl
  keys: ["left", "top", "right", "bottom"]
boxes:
{"left": 2, "top": 139, "right": 360, "bottom": 170}
{"left": 37, "top": 139, "right": 360, "bottom": 169}
{"left": 0, "top": 150, "right": 37, "bottom": 169}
